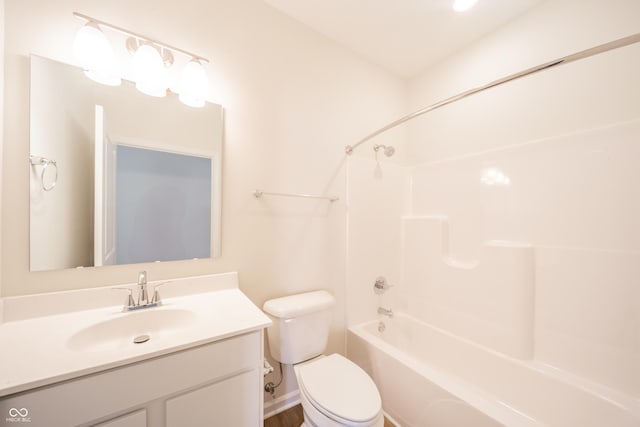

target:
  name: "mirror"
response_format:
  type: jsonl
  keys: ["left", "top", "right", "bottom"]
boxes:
{"left": 29, "top": 55, "right": 223, "bottom": 272}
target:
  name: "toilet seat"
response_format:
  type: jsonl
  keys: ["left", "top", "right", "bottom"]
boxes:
{"left": 296, "top": 354, "right": 382, "bottom": 425}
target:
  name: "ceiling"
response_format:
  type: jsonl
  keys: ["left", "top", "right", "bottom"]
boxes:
{"left": 264, "top": 0, "right": 543, "bottom": 78}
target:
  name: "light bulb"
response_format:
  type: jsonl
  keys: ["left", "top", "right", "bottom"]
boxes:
{"left": 178, "top": 59, "right": 209, "bottom": 108}
{"left": 132, "top": 44, "right": 167, "bottom": 97}
{"left": 73, "top": 22, "right": 121, "bottom": 86}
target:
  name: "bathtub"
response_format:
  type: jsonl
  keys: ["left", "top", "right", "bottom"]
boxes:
{"left": 347, "top": 313, "right": 640, "bottom": 427}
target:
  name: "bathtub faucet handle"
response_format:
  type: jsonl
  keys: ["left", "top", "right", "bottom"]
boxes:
{"left": 374, "top": 276, "right": 394, "bottom": 294}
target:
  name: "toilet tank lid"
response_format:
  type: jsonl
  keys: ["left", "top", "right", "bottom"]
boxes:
{"left": 263, "top": 290, "right": 335, "bottom": 318}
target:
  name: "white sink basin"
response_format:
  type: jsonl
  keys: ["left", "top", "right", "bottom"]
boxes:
{"left": 67, "top": 308, "right": 197, "bottom": 352}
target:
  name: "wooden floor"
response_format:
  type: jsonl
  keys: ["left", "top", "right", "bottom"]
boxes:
{"left": 264, "top": 404, "right": 304, "bottom": 427}
{"left": 264, "top": 404, "right": 395, "bottom": 427}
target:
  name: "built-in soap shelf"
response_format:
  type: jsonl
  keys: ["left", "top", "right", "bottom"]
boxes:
{"left": 401, "top": 215, "right": 535, "bottom": 359}
{"left": 403, "top": 214, "right": 532, "bottom": 269}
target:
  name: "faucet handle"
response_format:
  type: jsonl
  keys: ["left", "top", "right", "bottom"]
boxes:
{"left": 151, "top": 282, "right": 171, "bottom": 305}
{"left": 373, "top": 276, "right": 395, "bottom": 294}
{"left": 112, "top": 287, "right": 135, "bottom": 309}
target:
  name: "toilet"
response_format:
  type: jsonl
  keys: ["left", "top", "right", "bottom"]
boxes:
{"left": 263, "top": 291, "right": 384, "bottom": 427}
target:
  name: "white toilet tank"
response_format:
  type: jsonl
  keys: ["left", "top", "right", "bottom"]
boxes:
{"left": 263, "top": 290, "right": 335, "bottom": 364}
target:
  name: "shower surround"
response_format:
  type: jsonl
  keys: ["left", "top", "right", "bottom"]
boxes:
{"left": 345, "top": 118, "right": 640, "bottom": 425}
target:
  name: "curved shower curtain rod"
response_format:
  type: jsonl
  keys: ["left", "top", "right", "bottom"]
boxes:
{"left": 345, "top": 32, "right": 640, "bottom": 155}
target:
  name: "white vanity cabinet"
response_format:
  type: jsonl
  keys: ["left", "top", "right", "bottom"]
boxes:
{"left": 0, "top": 331, "right": 264, "bottom": 427}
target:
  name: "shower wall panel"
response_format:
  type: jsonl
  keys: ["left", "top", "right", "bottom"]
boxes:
{"left": 408, "top": 119, "right": 640, "bottom": 397}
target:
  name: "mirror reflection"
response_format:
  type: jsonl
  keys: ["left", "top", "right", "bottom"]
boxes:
{"left": 29, "top": 55, "right": 223, "bottom": 272}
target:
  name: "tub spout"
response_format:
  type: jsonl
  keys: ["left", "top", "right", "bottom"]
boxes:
{"left": 377, "top": 307, "right": 393, "bottom": 318}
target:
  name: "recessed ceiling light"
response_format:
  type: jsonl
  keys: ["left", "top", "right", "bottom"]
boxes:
{"left": 453, "top": 0, "right": 479, "bottom": 12}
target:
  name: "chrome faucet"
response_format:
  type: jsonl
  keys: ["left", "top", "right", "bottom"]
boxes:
{"left": 114, "top": 271, "right": 162, "bottom": 311}
{"left": 377, "top": 307, "right": 394, "bottom": 318}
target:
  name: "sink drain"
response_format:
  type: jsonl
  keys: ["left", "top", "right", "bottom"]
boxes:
{"left": 133, "top": 334, "right": 150, "bottom": 344}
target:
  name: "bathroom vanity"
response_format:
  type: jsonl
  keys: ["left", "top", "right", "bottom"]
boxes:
{"left": 0, "top": 273, "right": 271, "bottom": 427}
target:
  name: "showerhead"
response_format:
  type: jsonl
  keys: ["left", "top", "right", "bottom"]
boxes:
{"left": 373, "top": 144, "right": 395, "bottom": 157}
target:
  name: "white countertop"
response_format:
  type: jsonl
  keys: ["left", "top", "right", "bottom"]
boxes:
{"left": 0, "top": 273, "right": 271, "bottom": 397}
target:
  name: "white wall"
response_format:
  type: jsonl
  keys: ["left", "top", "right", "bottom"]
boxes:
{"left": 2, "top": 0, "right": 407, "bottom": 403}
{"left": 399, "top": 0, "right": 640, "bottom": 398}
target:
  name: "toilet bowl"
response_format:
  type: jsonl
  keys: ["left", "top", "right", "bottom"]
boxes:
{"left": 263, "top": 291, "right": 384, "bottom": 427}
{"left": 295, "top": 354, "right": 383, "bottom": 427}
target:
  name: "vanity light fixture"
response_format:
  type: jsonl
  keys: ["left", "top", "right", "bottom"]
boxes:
{"left": 452, "top": 0, "right": 478, "bottom": 12}
{"left": 72, "top": 12, "right": 210, "bottom": 107}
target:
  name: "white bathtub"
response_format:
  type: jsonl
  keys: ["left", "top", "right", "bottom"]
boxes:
{"left": 347, "top": 313, "right": 640, "bottom": 427}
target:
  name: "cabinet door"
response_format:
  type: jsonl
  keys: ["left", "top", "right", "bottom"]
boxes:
{"left": 92, "top": 409, "right": 146, "bottom": 427}
{"left": 166, "top": 370, "right": 259, "bottom": 427}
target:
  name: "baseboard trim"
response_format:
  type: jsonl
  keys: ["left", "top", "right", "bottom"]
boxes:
{"left": 264, "top": 390, "right": 301, "bottom": 419}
